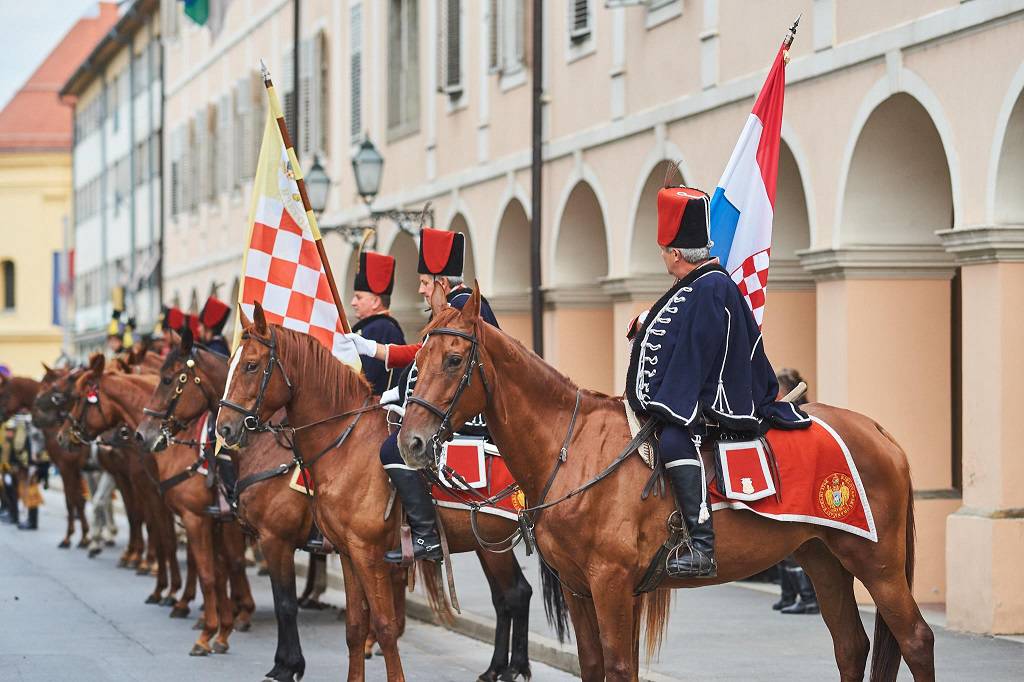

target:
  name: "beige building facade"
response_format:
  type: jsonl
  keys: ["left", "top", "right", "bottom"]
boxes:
{"left": 160, "top": 0, "right": 1024, "bottom": 633}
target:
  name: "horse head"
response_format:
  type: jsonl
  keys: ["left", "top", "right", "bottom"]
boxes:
{"left": 137, "top": 326, "right": 224, "bottom": 452}
{"left": 399, "top": 284, "right": 493, "bottom": 470}
{"left": 216, "top": 302, "right": 292, "bottom": 447}
{"left": 32, "top": 364, "right": 78, "bottom": 428}
{"left": 60, "top": 354, "right": 117, "bottom": 447}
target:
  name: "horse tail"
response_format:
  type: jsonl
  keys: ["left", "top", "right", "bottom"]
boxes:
{"left": 640, "top": 588, "right": 673, "bottom": 662}
{"left": 539, "top": 560, "right": 571, "bottom": 643}
{"left": 870, "top": 424, "right": 915, "bottom": 682}
{"left": 416, "top": 562, "right": 455, "bottom": 626}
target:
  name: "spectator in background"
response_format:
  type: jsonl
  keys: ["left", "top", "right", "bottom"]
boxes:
{"left": 773, "top": 368, "right": 819, "bottom": 615}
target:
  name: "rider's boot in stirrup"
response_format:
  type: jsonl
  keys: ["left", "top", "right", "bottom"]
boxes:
{"left": 665, "top": 461, "right": 717, "bottom": 578}
{"left": 206, "top": 455, "right": 237, "bottom": 518}
{"left": 383, "top": 468, "right": 442, "bottom": 563}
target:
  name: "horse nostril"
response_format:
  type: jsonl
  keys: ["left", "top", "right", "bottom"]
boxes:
{"left": 219, "top": 425, "right": 232, "bottom": 439}
{"left": 410, "top": 436, "right": 424, "bottom": 455}
{"left": 134, "top": 431, "right": 145, "bottom": 444}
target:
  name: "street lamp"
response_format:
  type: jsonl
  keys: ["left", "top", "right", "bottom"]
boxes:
{"left": 304, "top": 155, "right": 330, "bottom": 215}
{"left": 349, "top": 135, "right": 432, "bottom": 239}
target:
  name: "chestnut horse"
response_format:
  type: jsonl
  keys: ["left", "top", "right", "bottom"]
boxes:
{"left": 217, "top": 304, "right": 539, "bottom": 682}
{"left": 398, "top": 287, "right": 935, "bottom": 682}
{"left": 62, "top": 355, "right": 255, "bottom": 655}
{"left": 0, "top": 370, "right": 91, "bottom": 549}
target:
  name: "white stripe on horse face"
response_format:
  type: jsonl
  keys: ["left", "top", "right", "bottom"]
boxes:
{"left": 223, "top": 345, "right": 243, "bottom": 402}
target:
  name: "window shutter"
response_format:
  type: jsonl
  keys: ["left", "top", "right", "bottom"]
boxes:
{"left": 245, "top": 71, "right": 262, "bottom": 180}
{"left": 437, "top": 0, "right": 461, "bottom": 93}
{"left": 170, "top": 127, "right": 182, "bottom": 217}
{"left": 388, "top": 0, "right": 401, "bottom": 129}
{"left": 218, "top": 94, "right": 230, "bottom": 194}
{"left": 350, "top": 5, "right": 363, "bottom": 140}
{"left": 488, "top": 0, "right": 500, "bottom": 72}
{"left": 514, "top": 0, "right": 527, "bottom": 67}
{"left": 208, "top": 104, "right": 218, "bottom": 201}
{"left": 570, "top": 0, "right": 590, "bottom": 42}
{"left": 316, "top": 30, "right": 328, "bottom": 156}
{"left": 299, "top": 38, "right": 313, "bottom": 159}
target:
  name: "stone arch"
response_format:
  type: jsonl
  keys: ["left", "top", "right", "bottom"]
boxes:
{"left": 839, "top": 92, "right": 953, "bottom": 245}
{"left": 492, "top": 198, "right": 531, "bottom": 295}
{"left": 990, "top": 64, "right": 1024, "bottom": 224}
{"left": 550, "top": 164, "right": 612, "bottom": 284}
{"left": 625, "top": 139, "right": 689, "bottom": 276}
{"left": 386, "top": 230, "right": 423, "bottom": 337}
{"left": 773, "top": 140, "right": 812, "bottom": 260}
{"left": 552, "top": 181, "right": 609, "bottom": 285}
{"left": 447, "top": 213, "right": 478, "bottom": 287}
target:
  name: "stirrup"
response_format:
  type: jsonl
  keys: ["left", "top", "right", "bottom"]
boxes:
{"left": 665, "top": 541, "right": 717, "bottom": 578}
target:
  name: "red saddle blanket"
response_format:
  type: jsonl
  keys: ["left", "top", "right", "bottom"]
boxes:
{"left": 708, "top": 416, "right": 877, "bottom": 542}
{"left": 430, "top": 438, "right": 523, "bottom": 520}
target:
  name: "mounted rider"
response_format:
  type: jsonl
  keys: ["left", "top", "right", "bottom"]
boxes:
{"left": 198, "top": 296, "right": 232, "bottom": 357}
{"left": 346, "top": 227, "right": 499, "bottom": 562}
{"left": 626, "top": 184, "right": 810, "bottom": 578}
{"left": 349, "top": 251, "right": 406, "bottom": 395}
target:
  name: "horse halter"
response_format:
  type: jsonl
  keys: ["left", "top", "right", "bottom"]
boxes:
{"left": 219, "top": 326, "right": 293, "bottom": 433}
{"left": 66, "top": 380, "right": 106, "bottom": 445}
{"left": 404, "top": 326, "right": 491, "bottom": 463}
{"left": 142, "top": 351, "right": 212, "bottom": 445}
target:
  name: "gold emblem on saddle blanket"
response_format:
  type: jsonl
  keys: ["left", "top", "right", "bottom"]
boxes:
{"left": 818, "top": 473, "right": 856, "bottom": 520}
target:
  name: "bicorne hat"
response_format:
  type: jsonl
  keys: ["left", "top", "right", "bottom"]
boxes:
{"left": 657, "top": 186, "right": 712, "bottom": 250}
{"left": 200, "top": 296, "right": 231, "bottom": 335}
{"left": 417, "top": 227, "right": 465, "bottom": 278}
{"left": 353, "top": 251, "right": 396, "bottom": 296}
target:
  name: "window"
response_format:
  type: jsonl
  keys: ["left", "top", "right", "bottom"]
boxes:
{"left": 281, "top": 48, "right": 297, "bottom": 139}
{"left": 387, "top": 0, "right": 420, "bottom": 137}
{"left": 1, "top": 260, "right": 14, "bottom": 310}
{"left": 569, "top": 0, "right": 591, "bottom": 43}
{"left": 488, "top": 0, "right": 526, "bottom": 76}
{"left": 108, "top": 72, "right": 120, "bottom": 131}
{"left": 170, "top": 127, "right": 182, "bottom": 218}
{"left": 298, "top": 31, "right": 329, "bottom": 160}
{"left": 437, "top": 0, "right": 462, "bottom": 96}
{"left": 205, "top": 103, "right": 217, "bottom": 202}
{"left": 350, "top": 5, "right": 363, "bottom": 141}
{"left": 134, "top": 140, "right": 147, "bottom": 187}
{"left": 217, "top": 94, "right": 231, "bottom": 195}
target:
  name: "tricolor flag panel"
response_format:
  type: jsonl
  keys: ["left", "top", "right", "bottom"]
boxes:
{"left": 235, "top": 105, "right": 360, "bottom": 369}
{"left": 709, "top": 43, "right": 788, "bottom": 329}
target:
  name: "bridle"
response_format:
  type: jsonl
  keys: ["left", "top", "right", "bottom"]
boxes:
{"left": 66, "top": 380, "right": 108, "bottom": 445}
{"left": 404, "top": 326, "right": 491, "bottom": 464}
{"left": 143, "top": 349, "right": 218, "bottom": 448}
{"left": 219, "top": 326, "right": 293, "bottom": 434}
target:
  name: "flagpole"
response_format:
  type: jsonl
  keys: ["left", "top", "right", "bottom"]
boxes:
{"left": 259, "top": 61, "right": 352, "bottom": 334}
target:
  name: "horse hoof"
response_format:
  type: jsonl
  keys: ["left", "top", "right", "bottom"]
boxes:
{"left": 135, "top": 567, "right": 149, "bottom": 576}
{"left": 189, "top": 643, "right": 210, "bottom": 657}
{"left": 117, "top": 558, "right": 129, "bottom": 568}
{"left": 58, "top": 539, "right": 71, "bottom": 549}
{"left": 88, "top": 548, "right": 102, "bottom": 559}
{"left": 212, "top": 641, "right": 229, "bottom": 654}
{"left": 104, "top": 540, "right": 116, "bottom": 547}
{"left": 159, "top": 596, "right": 176, "bottom": 607}
{"left": 192, "top": 619, "right": 204, "bottom": 631}
{"left": 235, "top": 621, "right": 251, "bottom": 633}
{"left": 149, "top": 566, "right": 159, "bottom": 577}
{"left": 169, "top": 606, "right": 190, "bottom": 619}
{"left": 144, "top": 594, "right": 161, "bottom": 605}
{"left": 77, "top": 540, "right": 90, "bottom": 549}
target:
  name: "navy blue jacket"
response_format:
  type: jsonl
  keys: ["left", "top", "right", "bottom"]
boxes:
{"left": 353, "top": 313, "right": 406, "bottom": 395}
{"left": 626, "top": 262, "right": 810, "bottom": 433}
{"left": 204, "top": 336, "right": 230, "bottom": 357}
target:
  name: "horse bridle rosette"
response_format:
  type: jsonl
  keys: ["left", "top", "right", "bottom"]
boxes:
{"left": 219, "top": 327, "right": 293, "bottom": 435}
{"left": 404, "top": 326, "right": 491, "bottom": 465}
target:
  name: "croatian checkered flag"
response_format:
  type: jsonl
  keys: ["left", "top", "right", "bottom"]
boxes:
{"left": 234, "top": 67, "right": 360, "bottom": 369}
{"left": 709, "top": 31, "right": 793, "bottom": 329}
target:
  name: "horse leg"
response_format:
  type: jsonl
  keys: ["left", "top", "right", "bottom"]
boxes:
{"left": 171, "top": 544, "right": 196, "bottom": 618}
{"left": 793, "top": 541, "right": 869, "bottom": 682}
{"left": 222, "top": 522, "right": 256, "bottom": 631}
{"left": 562, "top": 589, "right": 603, "bottom": 681}
{"left": 589, "top": 571, "right": 637, "bottom": 682}
{"left": 475, "top": 551, "right": 514, "bottom": 682}
{"left": 182, "top": 512, "right": 220, "bottom": 656}
{"left": 263, "top": 534, "right": 305, "bottom": 681}
{"left": 339, "top": 553, "right": 371, "bottom": 681}
{"left": 163, "top": 508, "right": 183, "bottom": 604}
{"left": 506, "top": 559, "right": 533, "bottom": 681}
{"left": 211, "top": 523, "right": 236, "bottom": 654}
{"left": 145, "top": 505, "right": 170, "bottom": 604}
{"left": 298, "top": 552, "right": 318, "bottom": 606}
{"left": 348, "top": 547, "right": 405, "bottom": 681}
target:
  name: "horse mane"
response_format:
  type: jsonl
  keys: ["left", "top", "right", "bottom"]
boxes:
{"left": 423, "top": 307, "right": 620, "bottom": 403}
{"left": 271, "top": 325, "right": 371, "bottom": 406}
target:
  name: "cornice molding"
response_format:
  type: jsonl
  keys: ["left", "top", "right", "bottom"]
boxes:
{"left": 797, "top": 245, "right": 956, "bottom": 280}
{"left": 936, "top": 225, "right": 1024, "bottom": 264}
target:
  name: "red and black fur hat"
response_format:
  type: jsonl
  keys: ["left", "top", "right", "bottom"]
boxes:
{"left": 164, "top": 306, "right": 186, "bottom": 333}
{"left": 657, "top": 186, "right": 712, "bottom": 250}
{"left": 354, "top": 251, "right": 396, "bottom": 296}
{"left": 199, "top": 296, "right": 230, "bottom": 335}
{"left": 417, "top": 227, "right": 465, "bottom": 278}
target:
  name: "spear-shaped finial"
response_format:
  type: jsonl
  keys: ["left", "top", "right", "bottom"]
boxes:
{"left": 259, "top": 59, "right": 270, "bottom": 83}
{"left": 784, "top": 14, "right": 801, "bottom": 49}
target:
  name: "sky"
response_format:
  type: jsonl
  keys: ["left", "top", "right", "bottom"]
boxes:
{"left": 0, "top": 0, "right": 108, "bottom": 110}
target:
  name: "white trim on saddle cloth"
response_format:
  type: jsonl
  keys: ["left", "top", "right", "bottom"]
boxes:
{"left": 289, "top": 466, "right": 315, "bottom": 496}
{"left": 434, "top": 500, "right": 518, "bottom": 522}
{"left": 717, "top": 439, "right": 776, "bottom": 502}
{"left": 438, "top": 437, "right": 495, "bottom": 490}
{"left": 710, "top": 416, "right": 878, "bottom": 543}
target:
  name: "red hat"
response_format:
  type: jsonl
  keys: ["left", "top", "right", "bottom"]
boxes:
{"left": 417, "top": 227, "right": 465, "bottom": 277}
{"left": 165, "top": 307, "right": 186, "bottom": 332}
{"left": 200, "top": 296, "right": 231, "bottom": 334}
{"left": 657, "top": 186, "right": 711, "bottom": 249}
{"left": 186, "top": 314, "right": 201, "bottom": 338}
{"left": 353, "top": 251, "right": 396, "bottom": 296}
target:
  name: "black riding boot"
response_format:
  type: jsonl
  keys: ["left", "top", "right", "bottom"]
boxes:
{"left": 383, "top": 469, "right": 441, "bottom": 563}
{"left": 665, "top": 463, "right": 716, "bottom": 578}
{"left": 773, "top": 559, "right": 798, "bottom": 610}
{"left": 18, "top": 507, "right": 38, "bottom": 530}
{"left": 206, "top": 456, "right": 237, "bottom": 518}
{"left": 781, "top": 567, "right": 819, "bottom": 614}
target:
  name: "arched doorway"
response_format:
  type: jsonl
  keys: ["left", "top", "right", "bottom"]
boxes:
{"left": 994, "top": 87, "right": 1024, "bottom": 223}
{"left": 491, "top": 198, "right": 532, "bottom": 344}
{"left": 448, "top": 213, "right": 477, "bottom": 286}
{"left": 550, "top": 181, "right": 613, "bottom": 393}
{"left": 387, "top": 231, "right": 423, "bottom": 339}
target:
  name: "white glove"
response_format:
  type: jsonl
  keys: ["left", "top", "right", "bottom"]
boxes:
{"left": 344, "top": 333, "right": 378, "bottom": 358}
{"left": 380, "top": 386, "right": 401, "bottom": 405}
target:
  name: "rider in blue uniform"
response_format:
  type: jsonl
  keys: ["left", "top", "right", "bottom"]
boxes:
{"left": 350, "top": 251, "right": 406, "bottom": 395}
{"left": 198, "top": 296, "right": 231, "bottom": 357}
{"left": 346, "top": 227, "right": 498, "bottom": 562}
{"left": 625, "top": 185, "right": 810, "bottom": 578}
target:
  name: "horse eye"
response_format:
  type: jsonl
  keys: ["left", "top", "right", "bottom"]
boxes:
{"left": 245, "top": 361, "right": 258, "bottom": 373}
{"left": 161, "top": 376, "right": 172, "bottom": 386}
{"left": 446, "top": 355, "right": 463, "bottom": 369}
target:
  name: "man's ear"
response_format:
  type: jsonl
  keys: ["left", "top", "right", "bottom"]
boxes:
{"left": 253, "top": 301, "right": 268, "bottom": 335}
{"left": 429, "top": 282, "right": 446, "bottom": 319}
{"left": 461, "top": 280, "right": 482, "bottom": 321}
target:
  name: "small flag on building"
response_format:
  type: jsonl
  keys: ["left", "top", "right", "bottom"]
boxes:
{"left": 233, "top": 64, "right": 359, "bottom": 369}
{"left": 709, "top": 20, "right": 798, "bottom": 329}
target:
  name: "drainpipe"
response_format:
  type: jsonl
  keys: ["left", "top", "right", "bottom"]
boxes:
{"left": 529, "top": 0, "right": 544, "bottom": 356}
{"left": 127, "top": 33, "right": 137, "bottom": 323}
{"left": 293, "top": 0, "right": 300, "bottom": 158}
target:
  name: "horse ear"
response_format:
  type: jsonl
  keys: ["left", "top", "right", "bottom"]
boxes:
{"left": 88, "top": 353, "right": 105, "bottom": 377}
{"left": 180, "top": 324, "right": 194, "bottom": 353}
{"left": 429, "top": 281, "right": 447, "bottom": 318}
{"left": 114, "top": 357, "right": 130, "bottom": 373}
{"left": 41, "top": 362, "right": 52, "bottom": 375}
{"left": 461, "top": 281, "right": 482, "bottom": 321}
{"left": 252, "top": 301, "right": 268, "bottom": 335}
{"left": 238, "top": 303, "right": 252, "bottom": 330}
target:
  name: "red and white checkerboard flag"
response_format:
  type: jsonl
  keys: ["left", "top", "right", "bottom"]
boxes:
{"left": 233, "top": 65, "right": 360, "bottom": 369}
